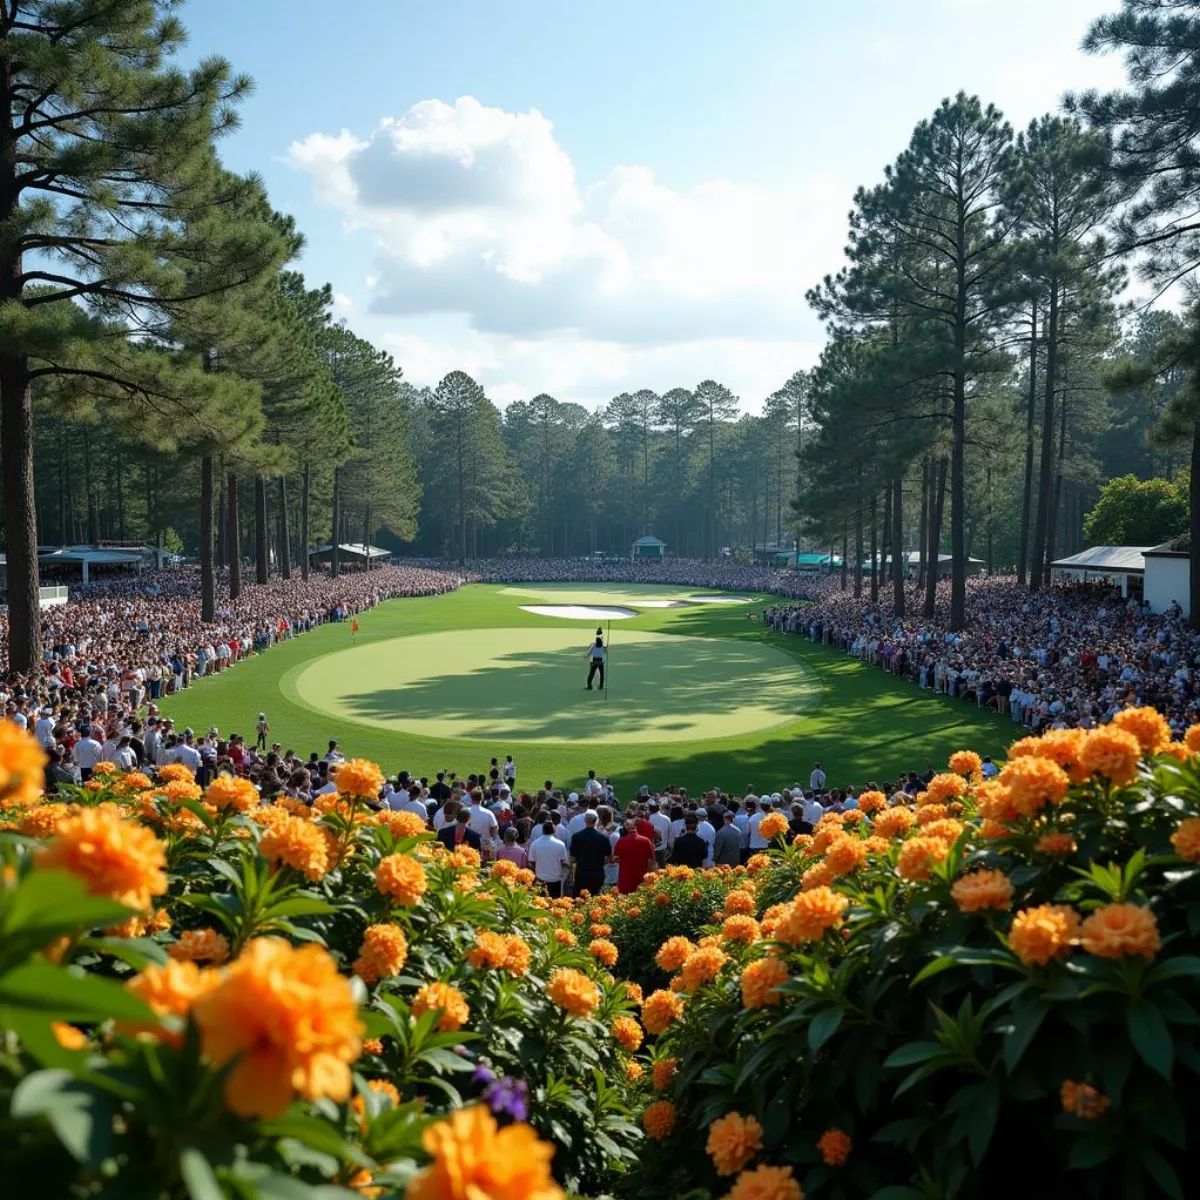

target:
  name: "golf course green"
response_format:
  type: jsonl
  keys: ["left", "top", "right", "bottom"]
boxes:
{"left": 159, "top": 582, "right": 1014, "bottom": 794}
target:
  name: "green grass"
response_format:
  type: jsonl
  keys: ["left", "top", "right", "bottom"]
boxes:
{"left": 159, "top": 583, "right": 1014, "bottom": 795}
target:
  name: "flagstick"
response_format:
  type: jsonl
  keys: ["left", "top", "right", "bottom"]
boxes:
{"left": 605, "top": 618, "right": 611, "bottom": 702}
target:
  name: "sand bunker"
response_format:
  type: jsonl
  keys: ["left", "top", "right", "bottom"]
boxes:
{"left": 519, "top": 604, "right": 638, "bottom": 620}
{"left": 687, "top": 594, "right": 752, "bottom": 604}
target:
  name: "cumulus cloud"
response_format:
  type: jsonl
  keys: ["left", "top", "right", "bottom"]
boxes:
{"left": 287, "top": 96, "right": 844, "bottom": 352}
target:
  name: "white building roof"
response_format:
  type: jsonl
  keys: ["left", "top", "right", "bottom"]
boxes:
{"left": 632, "top": 535, "right": 666, "bottom": 546}
{"left": 38, "top": 546, "right": 143, "bottom": 566}
{"left": 311, "top": 543, "right": 390, "bottom": 559}
{"left": 1050, "top": 546, "right": 1151, "bottom": 574}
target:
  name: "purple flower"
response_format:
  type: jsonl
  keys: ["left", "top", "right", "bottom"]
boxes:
{"left": 471, "top": 1064, "right": 497, "bottom": 1087}
{"left": 483, "top": 1075, "right": 529, "bottom": 1123}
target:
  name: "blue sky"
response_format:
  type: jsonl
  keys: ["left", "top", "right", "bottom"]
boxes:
{"left": 180, "top": 0, "right": 1127, "bottom": 409}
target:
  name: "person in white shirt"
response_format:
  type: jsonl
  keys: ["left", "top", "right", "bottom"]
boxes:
{"left": 72, "top": 732, "right": 103, "bottom": 781}
{"left": 503, "top": 755, "right": 516, "bottom": 786}
{"left": 747, "top": 803, "right": 770, "bottom": 851}
{"left": 527, "top": 822, "right": 570, "bottom": 897}
{"left": 695, "top": 809, "right": 717, "bottom": 866}
{"left": 34, "top": 709, "right": 55, "bottom": 748}
{"left": 402, "top": 789, "right": 430, "bottom": 821}
{"left": 802, "top": 794, "right": 825, "bottom": 826}
{"left": 810, "top": 763, "right": 826, "bottom": 790}
{"left": 168, "top": 734, "right": 202, "bottom": 774}
{"left": 649, "top": 803, "right": 671, "bottom": 857}
{"left": 568, "top": 801, "right": 596, "bottom": 837}
{"left": 468, "top": 794, "right": 499, "bottom": 856}
{"left": 582, "top": 770, "right": 604, "bottom": 799}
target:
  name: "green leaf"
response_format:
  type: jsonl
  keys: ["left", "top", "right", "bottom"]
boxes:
{"left": 808, "top": 1007, "right": 843, "bottom": 1053}
{"left": 882, "top": 1041, "right": 943, "bottom": 1069}
{"left": 79, "top": 935, "right": 169, "bottom": 970}
{"left": 180, "top": 1147, "right": 224, "bottom": 1200}
{"left": 1140, "top": 1144, "right": 1184, "bottom": 1200}
{"left": 911, "top": 955, "right": 957, "bottom": 985}
{"left": 2, "top": 868, "right": 133, "bottom": 943}
{"left": 1003, "top": 1000, "right": 1049, "bottom": 1073}
{"left": 11, "top": 1070, "right": 115, "bottom": 1166}
{"left": 0, "top": 961, "right": 152, "bottom": 1022}
{"left": 262, "top": 897, "right": 336, "bottom": 919}
{"left": 1146, "top": 956, "right": 1200, "bottom": 987}
{"left": 967, "top": 1080, "right": 1000, "bottom": 1164}
{"left": 1128, "top": 998, "right": 1174, "bottom": 1079}
{"left": 1068, "top": 1130, "right": 1120, "bottom": 1170}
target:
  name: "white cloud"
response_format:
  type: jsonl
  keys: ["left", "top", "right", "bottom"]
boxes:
{"left": 288, "top": 96, "right": 840, "bottom": 397}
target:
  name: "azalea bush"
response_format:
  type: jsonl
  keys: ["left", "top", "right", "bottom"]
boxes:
{"left": 608, "top": 714, "right": 1200, "bottom": 1200}
{"left": 0, "top": 728, "right": 640, "bottom": 1199}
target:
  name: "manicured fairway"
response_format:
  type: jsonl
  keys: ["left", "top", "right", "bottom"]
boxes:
{"left": 159, "top": 583, "right": 1015, "bottom": 794}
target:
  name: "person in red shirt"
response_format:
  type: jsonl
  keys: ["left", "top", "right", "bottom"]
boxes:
{"left": 613, "top": 817, "right": 655, "bottom": 894}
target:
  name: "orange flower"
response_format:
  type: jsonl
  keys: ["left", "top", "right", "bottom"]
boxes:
{"left": 194, "top": 938, "right": 362, "bottom": 1118}
{"left": 722, "top": 915, "right": 761, "bottom": 944}
{"left": 975, "top": 780, "right": 1017, "bottom": 825}
{"left": 375, "top": 853, "right": 427, "bottom": 906}
{"left": 775, "top": 886, "right": 848, "bottom": 946}
{"left": 707, "top": 1112, "right": 764, "bottom": 1175}
{"left": 950, "top": 868, "right": 1013, "bottom": 913}
{"left": 681, "top": 945, "right": 728, "bottom": 992}
{"left": 642, "top": 989, "right": 685, "bottom": 1034}
{"left": 624, "top": 981, "right": 644, "bottom": 1005}
{"left": 51, "top": 1022, "right": 87, "bottom": 1050}
{"left": 824, "top": 834, "right": 868, "bottom": 876}
{"left": 656, "top": 936, "right": 695, "bottom": 971}
{"left": 1170, "top": 817, "right": 1200, "bottom": 863}
{"left": 122, "top": 959, "right": 219, "bottom": 1043}
{"left": 467, "top": 930, "right": 511, "bottom": 971}
{"left": 1061, "top": 1080, "right": 1110, "bottom": 1120}
{"left": 979, "top": 818, "right": 1010, "bottom": 840}
{"left": 353, "top": 924, "right": 408, "bottom": 984}
{"left": 335, "top": 758, "right": 385, "bottom": 799}
{"left": 362, "top": 1037, "right": 384, "bottom": 1055}
{"left": 553, "top": 928, "right": 576, "bottom": 947}
{"left": 1111, "top": 706, "right": 1171, "bottom": 755}
{"left": 925, "top": 773, "right": 967, "bottom": 803}
{"left": 1035, "top": 831, "right": 1077, "bottom": 856}
{"left": 817, "top": 1127, "right": 852, "bottom": 1166}
{"left": 759, "top": 905, "right": 789, "bottom": 939}
{"left": 914, "top": 803, "right": 949, "bottom": 825}
{"left": 588, "top": 938, "right": 619, "bottom": 967}
{"left": 37, "top": 807, "right": 167, "bottom": 910}
{"left": 652, "top": 1057, "right": 677, "bottom": 1090}
{"left": 724, "top": 889, "right": 756, "bottom": 915}
{"left": 758, "top": 812, "right": 790, "bottom": 841}
{"left": 260, "top": 814, "right": 330, "bottom": 880}
{"left": 801, "top": 861, "right": 835, "bottom": 891}
{"left": 1009, "top": 904, "right": 1080, "bottom": 966}
{"left": 920, "top": 818, "right": 965, "bottom": 844}
{"left": 378, "top": 810, "right": 427, "bottom": 839}
{"left": 411, "top": 981, "right": 470, "bottom": 1032}
{"left": 0, "top": 724, "right": 47, "bottom": 809}
{"left": 407, "top": 1106, "right": 563, "bottom": 1200}
{"left": 872, "top": 807, "right": 915, "bottom": 838}
{"left": 613, "top": 1014, "right": 644, "bottom": 1052}
{"left": 949, "top": 750, "right": 982, "bottom": 777}
{"left": 169, "top": 928, "right": 230, "bottom": 966}
{"left": 856, "top": 790, "right": 886, "bottom": 814}
{"left": 202, "top": 774, "right": 257, "bottom": 813}
{"left": 502, "top": 935, "right": 531, "bottom": 976}
{"left": 1186, "top": 723, "right": 1200, "bottom": 753}
{"left": 18, "top": 804, "right": 70, "bottom": 838}
{"left": 896, "top": 835, "right": 949, "bottom": 881}
{"left": 999, "top": 756, "right": 1069, "bottom": 817}
{"left": 722, "top": 1163, "right": 803, "bottom": 1200}
{"left": 643, "top": 1099, "right": 676, "bottom": 1139}
{"left": 547, "top": 967, "right": 601, "bottom": 1018}
{"left": 1079, "top": 903, "right": 1161, "bottom": 960}
{"left": 1079, "top": 726, "right": 1142, "bottom": 786}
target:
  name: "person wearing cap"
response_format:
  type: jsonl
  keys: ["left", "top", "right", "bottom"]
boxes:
{"left": 34, "top": 706, "right": 55, "bottom": 748}
{"left": 256, "top": 712, "right": 270, "bottom": 752}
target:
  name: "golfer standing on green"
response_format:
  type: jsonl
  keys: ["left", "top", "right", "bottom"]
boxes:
{"left": 586, "top": 627, "right": 607, "bottom": 691}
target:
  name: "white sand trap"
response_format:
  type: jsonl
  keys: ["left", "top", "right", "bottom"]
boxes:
{"left": 689, "top": 595, "right": 752, "bottom": 604}
{"left": 520, "top": 604, "right": 638, "bottom": 620}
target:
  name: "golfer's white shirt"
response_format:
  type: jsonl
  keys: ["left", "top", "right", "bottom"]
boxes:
{"left": 810, "top": 769, "right": 826, "bottom": 790}
{"left": 468, "top": 803, "right": 498, "bottom": 845}
{"left": 696, "top": 820, "right": 716, "bottom": 865}
{"left": 583, "top": 778, "right": 604, "bottom": 798}
{"left": 747, "top": 812, "right": 770, "bottom": 850}
{"left": 649, "top": 811, "right": 671, "bottom": 848}
{"left": 528, "top": 835, "right": 569, "bottom": 882}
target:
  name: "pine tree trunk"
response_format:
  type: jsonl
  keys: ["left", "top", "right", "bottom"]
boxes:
{"left": 228, "top": 471, "right": 242, "bottom": 599}
{"left": 1046, "top": 387, "right": 1068, "bottom": 575}
{"left": 331, "top": 467, "right": 341, "bottom": 579}
{"left": 216, "top": 483, "right": 226, "bottom": 570}
{"left": 0, "top": 354, "right": 42, "bottom": 671}
{"left": 278, "top": 476, "right": 291, "bottom": 580}
{"left": 870, "top": 492, "right": 879, "bottom": 604}
{"left": 917, "top": 457, "right": 930, "bottom": 591}
{"left": 854, "top": 494, "right": 864, "bottom": 599}
{"left": 841, "top": 529, "right": 849, "bottom": 591}
{"left": 300, "top": 465, "right": 311, "bottom": 582}
{"left": 986, "top": 462, "right": 994, "bottom": 575}
{"left": 1190, "top": 419, "right": 1200, "bottom": 632}
{"left": 84, "top": 429, "right": 101, "bottom": 546}
{"left": 1030, "top": 282, "right": 1058, "bottom": 592}
{"left": 1018, "top": 301, "right": 1038, "bottom": 585}
{"left": 200, "top": 455, "right": 215, "bottom": 623}
{"left": 892, "top": 476, "right": 905, "bottom": 618}
{"left": 880, "top": 482, "right": 892, "bottom": 603}
{"left": 254, "top": 474, "right": 269, "bottom": 585}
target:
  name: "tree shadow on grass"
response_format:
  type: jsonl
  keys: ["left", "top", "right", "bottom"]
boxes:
{"left": 338, "top": 638, "right": 818, "bottom": 743}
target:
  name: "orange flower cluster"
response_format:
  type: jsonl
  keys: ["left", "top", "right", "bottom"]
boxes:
{"left": 896, "top": 835, "right": 949, "bottom": 882}
{"left": 857, "top": 789, "right": 887, "bottom": 814}
{"left": 1171, "top": 817, "right": 1200, "bottom": 862}
{"left": 1079, "top": 902, "right": 1160, "bottom": 960}
{"left": 1035, "top": 831, "right": 1077, "bottom": 856}
{"left": 999, "top": 755, "right": 1069, "bottom": 817}
{"left": 1111, "top": 706, "right": 1171, "bottom": 754}
{"left": 872, "top": 807, "right": 915, "bottom": 838}
{"left": 724, "top": 889, "right": 756, "bottom": 916}
{"left": 680, "top": 945, "right": 728, "bottom": 992}
{"left": 950, "top": 869, "right": 1013, "bottom": 913}
{"left": 1078, "top": 726, "right": 1141, "bottom": 786}
{"left": 722, "top": 1163, "right": 803, "bottom": 1200}
{"left": 925, "top": 773, "right": 967, "bottom": 803}
{"left": 546, "top": 967, "right": 601, "bottom": 1018}
{"left": 466, "top": 930, "right": 511, "bottom": 970}
{"left": 122, "top": 959, "right": 219, "bottom": 1043}
{"left": 758, "top": 812, "right": 790, "bottom": 841}
{"left": 817, "top": 1127, "right": 852, "bottom": 1166}
{"left": 37, "top": 807, "right": 167, "bottom": 910}
{"left": 377, "top": 810, "right": 427, "bottom": 839}
{"left": 740, "top": 957, "right": 789, "bottom": 1009}
{"left": 643, "top": 1099, "right": 676, "bottom": 1139}
{"left": 824, "top": 834, "right": 868, "bottom": 876}
{"left": 407, "top": 1107, "right": 564, "bottom": 1200}
{"left": 1060, "top": 1080, "right": 1110, "bottom": 1120}
{"left": 193, "top": 937, "right": 362, "bottom": 1118}
{"left": 204, "top": 774, "right": 259, "bottom": 812}
{"left": 612, "top": 1014, "right": 644, "bottom": 1052}
{"left": 707, "top": 1111, "right": 764, "bottom": 1175}
{"left": 722, "top": 914, "right": 761, "bottom": 943}
{"left": 642, "top": 989, "right": 685, "bottom": 1034}
{"left": 652, "top": 1057, "right": 677, "bottom": 1090}
{"left": 656, "top": 936, "right": 695, "bottom": 971}
{"left": 375, "top": 853, "right": 427, "bottom": 906}
{"left": 169, "top": 928, "right": 230, "bottom": 966}
{"left": 1009, "top": 904, "right": 1079, "bottom": 966}
{"left": 334, "top": 758, "right": 385, "bottom": 799}
{"left": 411, "top": 981, "right": 470, "bottom": 1032}
{"left": 353, "top": 924, "right": 408, "bottom": 984}
{"left": 259, "top": 814, "right": 330, "bottom": 880}
{"left": 949, "top": 750, "right": 982, "bottom": 777}
{"left": 588, "top": 937, "right": 619, "bottom": 966}
{"left": 774, "top": 886, "right": 848, "bottom": 945}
